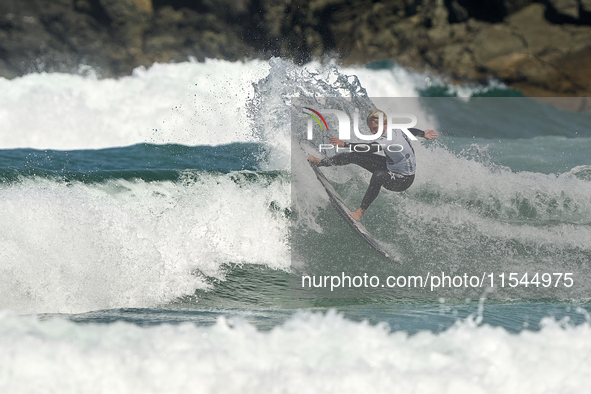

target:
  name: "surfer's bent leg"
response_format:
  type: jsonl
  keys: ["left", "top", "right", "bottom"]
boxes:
{"left": 360, "top": 171, "right": 415, "bottom": 210}
{"left": 319, "top": 152, "right": 415, "bottom": 211}
{"left": 383, "top": 173, "right": 415, "bottom": 192}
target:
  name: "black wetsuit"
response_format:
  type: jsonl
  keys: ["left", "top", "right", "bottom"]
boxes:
{"left": 317, "top": 128, "right": 425, "bottom": 211}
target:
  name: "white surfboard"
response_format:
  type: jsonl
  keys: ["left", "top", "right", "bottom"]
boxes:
{"left": 310, "top": 163, "right": 398, "bottom": 262}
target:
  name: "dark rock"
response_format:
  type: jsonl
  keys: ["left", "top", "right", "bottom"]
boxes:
{"left": 449, "top": 0, "right": 533, "bottom": 23}
{"left": 446, "top": 0, "right": 469, "bottom": 23}
{"left": 471, "top": 24, "right": 525, "bottom": 66}
{"left": 144, "top": 5, "right": 254, "bottom": 63}
{"left": 98, "top": 0, "right": 151, "bottom": 49}
{"left": 545, "top": 0, "right": 580, "bottom": 22}
{"left": 0, "top": 0, "right": 590, "bottom": 97}
{"left": 487, "top": 4, "right": 591, "bottom": 94}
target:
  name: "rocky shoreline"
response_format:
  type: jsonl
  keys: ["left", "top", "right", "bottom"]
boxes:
{"left": 1, "top": 0, "right": 590, "bottom": 97}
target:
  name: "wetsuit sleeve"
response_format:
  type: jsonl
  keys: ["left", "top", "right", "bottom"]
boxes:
{"left": 409, "top": 128, "right": 425, "bottom": 138}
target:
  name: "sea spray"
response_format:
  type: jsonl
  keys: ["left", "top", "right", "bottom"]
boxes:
{"left": 0, "top": 172, "right": 290, "bottom": 313}
{"left": 1, "top": 310, "right": 590, "bottom": 393}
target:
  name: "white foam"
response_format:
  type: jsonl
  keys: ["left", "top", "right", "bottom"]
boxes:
{"left": 0, "top": 59, "right": 270, "bottom": 149}
{"left": 340, "top": 63, "right": 429, "bottom": 97}
{"left": 0, "top": 174, "right": 290, "bottom": 313}
{"left": 339, "top": 63, "right": 507, "bottom": 98}
{"left": 0, "top": 58, "right": 506, "bottom": 151}
{"left": 406, "top": 142, "right": 591, "bottom": 247}
{"left": 0, "top": 310, "right": 589, "bottom": 393}
{"left": 0, "top": 58, "right": 440, "bottom": 151}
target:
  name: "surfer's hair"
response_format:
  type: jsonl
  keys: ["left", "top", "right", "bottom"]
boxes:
{"left": 367, "top": 109, "right": 387, "bottom": 124}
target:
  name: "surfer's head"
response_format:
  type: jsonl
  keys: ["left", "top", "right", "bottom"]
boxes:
{"left": 367, "top": 110, "right": 387, "bottom": 134}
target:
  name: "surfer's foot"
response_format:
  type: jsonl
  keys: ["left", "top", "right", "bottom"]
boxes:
{"left": 307, "top": 154, "right": 321, "bottom": 165}
{"left": 350, "top": 208, "right": 365, "bottom": 221}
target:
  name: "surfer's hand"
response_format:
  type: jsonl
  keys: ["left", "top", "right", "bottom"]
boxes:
{"left": 329, "top": 137, "right": 345, "bottom": 147}
{"left": 423, "top": 129, "right": 438, "bottom": 140}
{"left": 307, "top": 155, "right": 321, "bottom": 165}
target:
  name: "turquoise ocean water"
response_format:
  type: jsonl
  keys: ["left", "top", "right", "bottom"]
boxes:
{"left": 1, "top": 58, "right": 590, "bottom": 392}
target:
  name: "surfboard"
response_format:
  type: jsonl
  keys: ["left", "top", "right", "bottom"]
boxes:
{"left": 310, "top": 163, "right": 397, "bottom": 262}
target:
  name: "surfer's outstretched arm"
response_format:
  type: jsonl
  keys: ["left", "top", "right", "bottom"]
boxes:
{"left": 331, "top": 129, "right": 437, "bottom": 142}
{"left": 410, "top": 128, "right": 438, "bottom": 139}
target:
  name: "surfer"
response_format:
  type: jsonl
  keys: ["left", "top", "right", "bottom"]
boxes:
{"left": 308, "top": 109, "right": 438, "bottom": 221}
